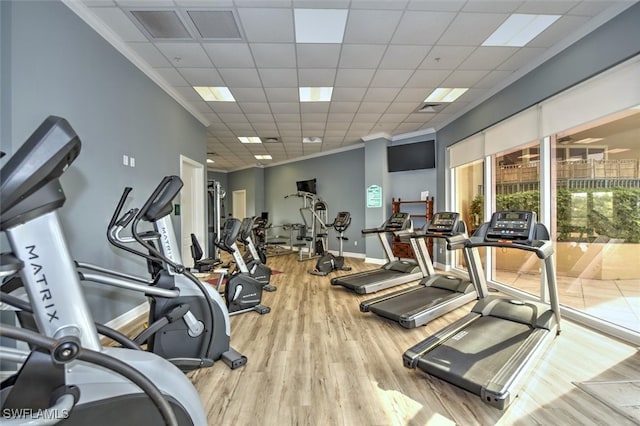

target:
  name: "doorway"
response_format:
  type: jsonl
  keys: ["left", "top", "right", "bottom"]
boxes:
{"left": 180, "top": 155, "right": 205, "bottom": 260}
{"left": 232, "top": 189, "right": 246, "bottom": 219}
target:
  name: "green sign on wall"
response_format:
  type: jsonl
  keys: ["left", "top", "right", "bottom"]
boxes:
{"left": 366, "top": 185, "right": 382, "bottom": 208}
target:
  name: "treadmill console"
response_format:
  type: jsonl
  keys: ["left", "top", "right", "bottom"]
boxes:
{"left": 426, "top": 212, "right": 460, "bottom": 234}
{"left": 385, "top": 212, "right": 411, "bottom": 231}
{"left": 485, "top": 211, "right": 536, "bottom": 243}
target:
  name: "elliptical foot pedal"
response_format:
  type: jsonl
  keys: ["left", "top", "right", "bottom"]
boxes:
{"left": 255, "top": 305, "right": 271, "bottom": 315}
{"left": 221, "top": 348, "right": 247, "bottom": 370}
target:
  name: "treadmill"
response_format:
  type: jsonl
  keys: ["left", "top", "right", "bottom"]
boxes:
{"left": 330, "top": 212, "right": 426, "bottom": 294}
{"left": 403, "top": 211, "right": 561, "bottom": 410}
{"left": 359, "top": 212, "right": 482, "bottom": 328}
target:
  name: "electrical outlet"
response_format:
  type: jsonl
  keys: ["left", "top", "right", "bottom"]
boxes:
{"left": 354, "top": 241, "right": 357, "bottom": 246}
{"left": 122, "top": 154, "right": 129, "bottom": 166}
{"left": 130, "top": 157, "right": 135, "bottom": 167}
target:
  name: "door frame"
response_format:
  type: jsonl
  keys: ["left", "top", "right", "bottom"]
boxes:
{"left": 179, "top": 155, "right": 206, "bottom": 258}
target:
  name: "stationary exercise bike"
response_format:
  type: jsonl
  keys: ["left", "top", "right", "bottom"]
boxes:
{"left": 309, "top": 211, "right": 353, "bottom": 276}
{"left": 0, "top": 116, "right": 206, "bottom": 425}
{"left": 238, "top": 216, "right": 276, "bottom": 292}
{"left": 215, "top": 219, "right": 271, "bottom": 316}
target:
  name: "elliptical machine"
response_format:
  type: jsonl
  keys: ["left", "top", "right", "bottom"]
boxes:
{"left": 0, "top": 116, "right": 206, "bottom": 425}
{"left": 215, "top": 218, "right": 271, "bottom": 316}
{"left": 239, "top": 216, "right": 276, "bottom": 292}
{"left": 309, "top": 211, "right": 352, "bottom": 277}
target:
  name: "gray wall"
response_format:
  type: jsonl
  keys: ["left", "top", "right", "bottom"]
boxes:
{"left": 226, "top": 167, "right": 265, "bottom": 218}
{"left": 2, "top": 1, "right": 207, "bottom": 323}
{"left": 261, "top": 148, "right": 366, "bottom": 255}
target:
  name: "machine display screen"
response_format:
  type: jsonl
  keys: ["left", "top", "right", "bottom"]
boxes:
{"left": 486, "top": 211, "right": 535, "bottom": 241}
{"left": 386, "top": 212, "right": 409, "bottom": 229}
{"left": 427, "top": 212, "right": 459, "bottom": 232}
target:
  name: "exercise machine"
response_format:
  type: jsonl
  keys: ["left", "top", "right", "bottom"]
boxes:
{"left": 207, "top": 180, "right": 225, "bottom": 260}
{"left": 308, "top": 211, "right": 352, "bottom": 276}
{"left": 215, "top": 218, "right": 271, "bottom": 316}
{"left": 238, "top": 216, "right": 276, "bottom": 292}
{"left": 360, "top": 212, "right": 481, "bottom": 328}
{"left": 285, "top": 191, "right": 329, "bottom": 261}
{"left": 403, "top": 211, "right": 561, "bottom": 409}
{"left": 0, "top": 116, "right": 207, "bottom": 425}
{"left": 330, "top": 212, "right": 427, "bottom": 294}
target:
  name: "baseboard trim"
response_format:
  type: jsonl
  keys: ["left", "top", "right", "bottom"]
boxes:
{"left": 104, "top": 302, "right": 148, "bottom": 331}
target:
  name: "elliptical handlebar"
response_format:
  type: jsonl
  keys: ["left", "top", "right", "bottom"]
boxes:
{"left": 137, "top": 175, "right": 183, "bottom": 223}
{"left": 108, "top": 186, "right": 133, "bottom": 229}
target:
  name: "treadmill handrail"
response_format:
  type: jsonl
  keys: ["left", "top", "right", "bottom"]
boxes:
{"left": 362, "top": 227, "right": 384, "bottom": 234}
{"left": 465, "top": 236, "right": 554, "bottom": 259}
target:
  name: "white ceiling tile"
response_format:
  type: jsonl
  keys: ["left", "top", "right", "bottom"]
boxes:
{"left": 279, "top": 127, "right": 302, "bottom": 134}
{"left": 323, "top": 129, "right": 347, "bottom": 137}
{"left": 334, "top": 69, "right": 375, "bottom": 88}
{"left": 91, "top": 7, "right": 147, "bottom": 42}
{"left": 354, "top": 112, "right": 382, "bottom": 122}
{"left": 172, "top": 86, "right": 203, "bottom": 101}
{"left": 265, "top": 88, "right": 299, "bottom": 102}
{"left": 176, "top": 0, "right": 234, "bottom": 5}
{"left": 391, "top": 11, "right": 456, "bottom": 44}
{"left": 357, "top": 102, "right": 389, "bottom": 113}
{"left": 395, "top": 88, "right": 430, "bottom": 102}
{"left": 462, "top": 1, "right": 523, "bottom": 13}
{"left": 379, "top": 45, "right": 431, "bottom": 69}
{"left": 155, "top": 43, "right": 213, "bottom": 67}
{"left": 259, "top": 68, "right": 299, "bottom": 87}
{"left": 350, "top": 0, "right": 408, "bottom": 9}
{"left": 297, "top": 68, "right": 337, "bottom": 86}
{"left": 245, "top": 113, "right": 276, "bottom": 122}
{"left": 270, "top": 103, "right": 300, "bottom": 113}
{"left": 385, "top": 102, "right": 419, "bottom": 113}
{"left": 217, "top": 113, "right": 249, "bottom": 123}
{"left": 208, "top": 103, "right": 243, "bottom": 113}
{"left": 369, "top": 69, "right": 413, "bottom": 88}
{"left": 475, "top": 70, "right": 514, "bottom": 89}
{"left": 191, "top": 100, "right": 214, "bottom": 113}
{"left": 218, "top": 68, "right": 262, "bottom": 87}
{"left": 405, "top": 69, "right": 450, "bottom": 88}
{"left": 527, "top": 15, "right": 590, "bottom": 48}
{"left": 84, "top": 0, "right": 117, "bottom": 5}
{"left": 327, "top": 113, "right": 355, "bottom": 122}
{"left": 339, "top": 45, "right": 386, "bottom": 68}
{"left": 128, "top": 42, "right": 172, "bottom": 67}
{"left": 226, "top": 122, "right": 254, "bottom": 131}
{"left": 379, "top": 113, "right": 409, "bottom": 122}
{"left": 202, "top": 43, "right": 255, "bottom": 67}
{"left": 325, "top": 121, "right": 351, "bottom": 131}
{"left": 300, "top": 103, "right": 330, "bottom": 113}
{"left": 179, "top": 68, "right": 224, "bottom": 86}
{"left": 330, "top": 87, "right": 367, "bottom": 102}
{"left": 459, "top": 47, "right": 519, "bottom": 70}
{"left": 407, "top": 0, "right": 465, "bottom": 11}
{"left": 230, "top": 87, "right": 267, "bottom": 102}
{"left": 419, "top": 46, "right": 476, "bottom": 69}
{"left": 237, "top": 8, "right": 295, "bottom": 42}
{"left": 363, "top": 87, "right": 400, "bottom": 102}
{"left": 330, "top": 102, "right": 360, "bottom": 113}
{"left": 516, "top": 0, "right": 579, "bottom": 14}
{"left": 440, "top": 70, "right": 489, "bottom": 87}
{"left": 301, "top": 122, "right": 326, "bottom": 130}
{"left": 343, "top": 10, "right": 403, "bottom": 43}
{"left": 438, "top": 13, "right": 509, "bottom": 46}
{"left": 292, "top": 0, "right": 349, "bottom": 8}
{"left": 155, "top": 67, "right": 190, "bottom": 86}
{"left": 238, "top": 102, "right": 272, "bottom": 113}
{"left": 202, "top": 113, "right": 223, "bottom": 123}
{"left": 568, "top": 1, "right": 616, "bottom": 16}
{"left": 296, "top": 44, "right": 341, "bottom": 68}
{"left": 273, "top": 113, "right": 301, "bottom": 122}
{"left": 253, "top": 123, "right": 279, "bottom": 131}
{"left": 251, "top": 44, "right": 297, "bottom": 68}
{"left": 301, "top": 112, "right": 327, "bottom": 121}
{"left": 115, "top": 0, "right": 174, "bottom": 6}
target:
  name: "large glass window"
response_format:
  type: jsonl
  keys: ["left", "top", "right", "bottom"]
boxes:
{"left": 492, "top": 142, "right": 541, "bottom": 295}
{"left": 453, "top": 160, "right": 484, "bottom": 270}
{"left": 552, "top": 107, "right": 640, "bottom": 334}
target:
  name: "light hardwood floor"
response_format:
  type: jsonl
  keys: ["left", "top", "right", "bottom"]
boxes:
{"left": 142, "top": 254, "right": 640, "bottom": 425}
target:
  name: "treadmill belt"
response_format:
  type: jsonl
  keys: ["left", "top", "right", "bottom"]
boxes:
{"left": 369, "top": 287, "right": 454, "bottom": 322}
{"left": 333, "top": 269, "right": 403, "bottom": 289}
{"left": 416, "top": 316, "right": 532, "bottom": 395}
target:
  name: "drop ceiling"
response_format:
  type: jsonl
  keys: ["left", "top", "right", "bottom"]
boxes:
{"left": 64, "top": 0, "right": 635, "bottom": 171}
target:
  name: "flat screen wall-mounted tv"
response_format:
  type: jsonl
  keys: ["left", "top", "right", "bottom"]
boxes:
{"left": 296, "top": 178, "right": 317, "bottom": 194}
{"left": 387, "top": 140, "right": 436, "bottom": 172}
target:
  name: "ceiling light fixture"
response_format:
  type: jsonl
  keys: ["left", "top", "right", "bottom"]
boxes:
{"left": 424, "top": 88, "right": 468, "bottom": 103}
{"left": 255, "top": 154, "right": 272, "bottom": 160}
{"left": 607, "top": 148, "right": 630, "bottom": 154}
{"left": 206, "top": 159, "right": 215, "bottom": 163}
{"left": 303, "top": 137, "right": 322, "bottom": 144}
{"left": 238, "top": 137, "right": 262, "bottom": 144}
{"left": 574, "top": 137, "right": 604, "bottom": 144}
{"left": 193, "top": 86, "right": 235, "bottom": 102}
{"left": 294, "top": 9, "right": 348, "bottom": 43}
{"left": 482, "top": 14, "right": 560, "bottom": 47}
{"left": 299, "top": 87, "right": 333, "bottom": 102}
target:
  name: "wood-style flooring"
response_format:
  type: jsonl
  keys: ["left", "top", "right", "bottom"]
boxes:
{"left": 134, "top": 254, "right": 640, "bottom": 425}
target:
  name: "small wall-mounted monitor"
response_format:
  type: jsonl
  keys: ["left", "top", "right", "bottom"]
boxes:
{"left": 387, "top": 140, "right": 436, "bottom": 172}
{"left": 296, "top": 178, "right": 317, "bottom": 194}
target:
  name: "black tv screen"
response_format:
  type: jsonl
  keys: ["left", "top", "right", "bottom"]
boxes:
{"left": 387, "top": 140, "right": 436, "bottom": 172}
{"left": 296, "top": 178, "right": 317, "bottom": 194}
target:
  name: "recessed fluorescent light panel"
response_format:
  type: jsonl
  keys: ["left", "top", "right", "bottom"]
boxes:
{"left": 255, "top": 155, "right": 272, "bottom": 160}
{"left": 299, "top": 87, "right": 333, "bottom": 102}
{"left": 303, "top": 137, "right": 322, "bottom": 143}
{"left": 424, "top": 88, "right": 468, "bottom": 103}
{"left": 193, "top": 86, "right": 235, "bottom": 102}
{"left": 206, "top": 159, "right": 215, "bottom": 163}
{"left": 483, "top": 14, "right": 560, "bottom": 47}
{"left": 294, "top": 9, "right": 348, "bottom": 43}
{"left": 238, "top": 137, "right": 262, "bottom": 144}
